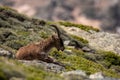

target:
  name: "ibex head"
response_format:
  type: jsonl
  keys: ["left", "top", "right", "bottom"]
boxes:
{"left": 50, "top": 25, "right": 65, "bottom": 51}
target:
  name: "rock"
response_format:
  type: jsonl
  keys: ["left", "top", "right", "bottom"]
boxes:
{"left": 82, "top": 46, "right": 92, "bottom": 52}
{"left": 60, "top": 70, "right": 89, "bottom": 80}
{"left": 62, "top": 26, "right": 120, "bottom": 55}
{"left": 89, "top": 72, "right": 120, "bottom": 80}
{"left": 89, "top": 72, "right": 104, "bottom": 80}
{"left": 64, "top": 40, "right": 70, "bottom": 46}
{"left": 19, "top": 60, "right": 65, "bottom": 73}
{"left": 64, "top": 50, "right": 73, "bottom": 55}
{"left": 0, "top": 48, "right": 13, "bottom": 58}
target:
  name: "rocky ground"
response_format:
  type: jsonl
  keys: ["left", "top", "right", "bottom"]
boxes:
{"left": 61, "top": 25, "right": 120, "bottom": 55}
{"left": 0, "top": 6, "right": 120, "bottom": 80}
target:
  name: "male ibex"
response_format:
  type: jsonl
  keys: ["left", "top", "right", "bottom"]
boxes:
{"left": 15, "top": 25, "right": 65, "bottom": 64}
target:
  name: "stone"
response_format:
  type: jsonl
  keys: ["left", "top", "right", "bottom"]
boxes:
{"left": 89, "top": 72, "right": 120, "bottom": 80}
{"left": 82, "top": 46, "right": 92, "bottom": 52}
{"left": 19, "top": 60, "right": 65, "bottom": 73}
{"left": 64, "top": 40, "right": 70, "bottom": 46}
{"left": 0, "top": 48, "right": 13, "bottom": 58}
{"left": 89, "top": 72, "right": 104, "bottom": 80}
{"left": 60, "top": 70, "right": 89, "bottom": 80}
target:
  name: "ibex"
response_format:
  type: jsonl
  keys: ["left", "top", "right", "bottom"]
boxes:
{"left": 15, "top": 25, "right": 65, "bottom": 65}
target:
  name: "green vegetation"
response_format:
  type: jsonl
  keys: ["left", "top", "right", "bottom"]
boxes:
{"left": 49, "top": 48, "right": 120, "bottom": 78}
{"left": 0, "top": 19, "right": 12, "bottom": 28}
{"left": 0, "top": 71, "right": 7, "bottom": 80}
{"left": 82, "top": 49, "right": 120, "bottom": 75}
{"left": 0, "top": 6, "right": 53, "bottom": 51}
{"left": 40, "top": 31, "right": 49, "bottom": 39}
{"left": 24, "top": 64, "right": 63, "bottom": 80}
{"left": 16, "top": 30, "right": 30, "bottom": 37}
{"left": 0, "top": 6, "right": 30, "bottom": 21}
{"left": 0, "top": 57, "right": 63, "bottom": 80}
{"left": 70, "top": 34, "right": 88, "bottom": 44}
{"left": 59, "top": 21, "right": 99, "bottom": 32}
{"left": 95, "top": 50, "right": 120, "bottom": 68}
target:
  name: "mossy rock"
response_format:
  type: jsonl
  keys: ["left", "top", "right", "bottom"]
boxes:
{"left": 70, "top": 34, "right": 89, "bottom": 44}
{"left": 59, "top": 21, "right": 99, "bottom": 32}
{"left": 40, "top": 31, "right": 49, "bottom": 39}
{"left": 96, "top": 50, "right": 120, "bottom": 66}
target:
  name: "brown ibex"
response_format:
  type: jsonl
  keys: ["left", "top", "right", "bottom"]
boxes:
{"left": 15, "top": 25, "right": 65, "bottom": 65}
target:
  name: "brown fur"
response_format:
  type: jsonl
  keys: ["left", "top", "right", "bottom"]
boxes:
{"left": 16, "top": 25, "right": 65, "bottom": 65}
{"left": 16, "top": 35, "right": 64, "bottom": 61}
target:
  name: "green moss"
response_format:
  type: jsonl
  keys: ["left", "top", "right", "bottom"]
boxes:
{"left": 104, "top": 52, "right": 120, "bottom": 65}
{"left": 49, "top": 49, "right": 120, "bottom": 78}
{"left": 82, "top": 50, "right": 120, "bottom": 69}
{"left": 40, "top": 31, "right": 49, "bottom": 39}
{"left": 0, "top": 71, "right": 7, "bottom": 80}
{"left": 70, "top": 34, "right": 88, "bottom": 44}
{"left": 59, "top": 21, "right": 99, "bottom": 32}
{"left": 16, "top": 30, "right": 30, "bottom": 37}
{"left": 96, "top": 50, "right": 120, "bottom": 67}
{"left": 66, "top": 47, "right": 85, "bottom": 56}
